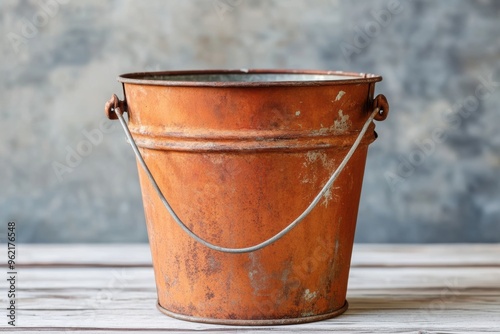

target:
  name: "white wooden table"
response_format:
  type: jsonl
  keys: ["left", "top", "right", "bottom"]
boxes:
{"left": 3, "top": 244, "right": 499, "bottom": 333}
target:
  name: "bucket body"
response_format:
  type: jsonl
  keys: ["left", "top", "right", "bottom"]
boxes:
{"left": 110, "top": 70, "right": 387, "bottom": 325}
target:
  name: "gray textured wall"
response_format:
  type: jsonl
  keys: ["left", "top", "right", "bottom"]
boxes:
{"left": 1, "top": 0, "right": 499, "bottom": 243}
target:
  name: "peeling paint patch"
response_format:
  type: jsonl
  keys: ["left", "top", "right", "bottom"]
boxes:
{"left": 302, "top": 151, "right": 336, "bottom": 185}
{"left": 322, "top": 188, "right": 333, "bottom": 207}
{"left": 208, "top": 154, "right": 225, "bottom": 165}
{"left": 295, "top": 110, "right": 301, "bottom": 116}
{"left": 311, "top": 110, "right": 352, "bottom": 136}
{"left": 303, "top": 289, "right": 318, "bottom": 302}
{"left": 335, "top": 90, "right": 346, "bottom": 101}
{"left": 302, "top": 311, "right": 315, "bottom": 317}
{"left": 247, "top": 253, "right": 268, "bottom": 295}
{"left": 333, "top": 110, "right": 351, "bottom": 134}
{"left": 305, "top": 151, "right": 334, "bottom": 170}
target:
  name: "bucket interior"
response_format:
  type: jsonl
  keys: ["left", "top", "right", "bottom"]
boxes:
{"left": 118, "top": 70, "right": 382, "bottom": 86}
{"left": 141, "top": 73, "right": 360, "bottom": 82}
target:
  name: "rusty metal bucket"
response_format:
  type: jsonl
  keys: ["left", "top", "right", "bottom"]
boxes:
{"left": 105, "top": 69, "right": 389, "bottom": 325}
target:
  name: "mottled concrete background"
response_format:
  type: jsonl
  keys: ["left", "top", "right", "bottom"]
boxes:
{"left": 1, "top": 0, "right": 499, "bottom": 243}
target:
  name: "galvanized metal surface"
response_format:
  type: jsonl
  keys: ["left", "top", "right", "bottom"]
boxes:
{"left": 105, "top": 69, "right": 389, "bottom": 325}
{"left": 117, "top": 69, "right": 382, "bottom": 87}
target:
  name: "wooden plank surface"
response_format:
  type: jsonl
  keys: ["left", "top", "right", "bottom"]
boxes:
{"left": 17, "top": 243, "right": 500, "bottom": 267}
{"left": 1, "top": 244, "right": 499, "bottom": 333}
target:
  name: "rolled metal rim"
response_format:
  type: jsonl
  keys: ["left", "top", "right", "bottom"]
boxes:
{"left": 118, "top": 69, "right": 382, "bottom": 87}
{"left": 156, "top": 300, "right": 349, "bottom": 325}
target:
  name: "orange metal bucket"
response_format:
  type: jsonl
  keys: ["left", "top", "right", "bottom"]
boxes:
{"left": 105, "top": 70, "right": 389, "bottom": 325}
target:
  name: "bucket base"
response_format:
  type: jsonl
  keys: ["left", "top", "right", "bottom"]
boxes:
{"left": 156, "top": 300, "right": 349, "bottom": 326}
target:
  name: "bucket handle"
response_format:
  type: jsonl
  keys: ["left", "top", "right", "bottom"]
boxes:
{"left": 105, "top": 94, "right": 389, "bottom": 253}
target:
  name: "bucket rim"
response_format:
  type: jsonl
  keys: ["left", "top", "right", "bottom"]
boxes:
{"left": 117, "top": 69, "right": 382, "bottom": 87}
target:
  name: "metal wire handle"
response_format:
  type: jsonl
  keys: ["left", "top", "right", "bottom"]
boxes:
{"left": 113, "top": 106, "right": 381, "bottom": 253}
